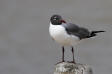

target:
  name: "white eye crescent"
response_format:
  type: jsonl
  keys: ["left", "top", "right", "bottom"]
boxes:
{"left": 54, "top": 16, "right": 57, "bottom": 18}
{"left": 54, "top": 18, "right": 57, "bottom": 20}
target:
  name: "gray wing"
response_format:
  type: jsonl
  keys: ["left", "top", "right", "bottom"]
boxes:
{"left": 62, "top": 23, "right": 90, "bottom": 39}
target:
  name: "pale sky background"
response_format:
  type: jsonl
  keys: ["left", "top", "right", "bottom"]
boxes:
{"left": 0, "top": 0, "right": 112, "bottom": 74}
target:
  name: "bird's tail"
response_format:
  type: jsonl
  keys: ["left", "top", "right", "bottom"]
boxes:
{"left": 89, "top": 31, "right": 105, "bottom": 38}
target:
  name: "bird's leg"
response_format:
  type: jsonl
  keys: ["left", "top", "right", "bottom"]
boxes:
{"left": 56, "top": 46, "right": 65, "bottom": 64}
{"left": 62, "top": 46, "right": 65, "bottom": 62}
{"left": 71, "top": 46, "right": 76, "bottom": 63}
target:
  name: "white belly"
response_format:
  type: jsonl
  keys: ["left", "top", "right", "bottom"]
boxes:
{"left": 49, "top": 23, "right": 80, "bottom": 46}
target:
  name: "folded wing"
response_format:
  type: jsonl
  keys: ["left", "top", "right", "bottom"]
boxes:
{"left": 62, "top": 23, "right": 90, "bottom": 39}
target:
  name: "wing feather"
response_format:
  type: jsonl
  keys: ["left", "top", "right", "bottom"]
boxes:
{"left": 62, "top": 23, "right": 90, "bottom": 39}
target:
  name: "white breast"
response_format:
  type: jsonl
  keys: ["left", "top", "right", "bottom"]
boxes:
{"left": 49, "top": 23, "right": 80, "bottom": 46}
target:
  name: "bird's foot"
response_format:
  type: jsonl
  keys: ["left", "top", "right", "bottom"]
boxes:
{"left": 67, "top": 61, "right": 76, "bottom": 64}
{"left": 56, "top": 61, "right": 65, "bottom": 65}
{"left": 56, "top": 61, "right": 76, "bottom": 65}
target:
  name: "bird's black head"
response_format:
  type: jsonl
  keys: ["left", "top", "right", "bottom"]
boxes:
{"left": 50, "top": 14, "right": 66, "bottom": 25}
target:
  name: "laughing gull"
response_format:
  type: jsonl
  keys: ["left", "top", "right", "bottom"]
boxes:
{"left": 49, "top": 14, "right": 105, "bottom": 63}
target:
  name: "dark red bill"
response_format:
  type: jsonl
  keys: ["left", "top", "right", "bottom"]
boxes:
{"left": 60, "top": 20, "right": 66, "bottom": 23}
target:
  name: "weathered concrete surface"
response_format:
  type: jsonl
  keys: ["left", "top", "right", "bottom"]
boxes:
{"left": 54, "top": 62, "right": 92, "bottom": 74}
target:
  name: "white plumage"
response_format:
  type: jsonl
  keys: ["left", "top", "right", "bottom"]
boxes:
{"left": 49, "top": 22, "right": 80, "bottom": 46}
